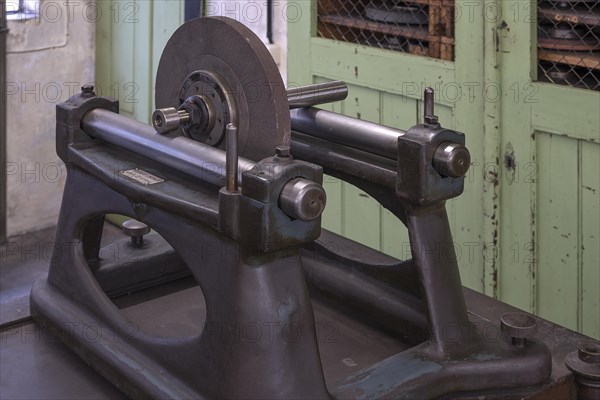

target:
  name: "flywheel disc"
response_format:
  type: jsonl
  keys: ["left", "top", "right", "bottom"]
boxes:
{"left": 155, "top": 17, "right": 290, "bottom": 161}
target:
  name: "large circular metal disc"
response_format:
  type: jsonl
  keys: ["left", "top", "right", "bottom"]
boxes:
{"left": 155, "top": 17, "right": 290, "bottom": 161}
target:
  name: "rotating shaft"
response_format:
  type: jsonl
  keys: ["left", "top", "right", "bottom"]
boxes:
{"left": 152, "top": 81, "right": 349, "bottom": 135}
{"left": 82, "top": 109, "right": 325, "bottom": 222}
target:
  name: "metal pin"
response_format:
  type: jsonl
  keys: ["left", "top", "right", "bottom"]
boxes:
{"left": 226, "top": 123, "right": 239, "bottom": 192}
{"left": 424, "top": 87, "right": 439, "bottom": 126}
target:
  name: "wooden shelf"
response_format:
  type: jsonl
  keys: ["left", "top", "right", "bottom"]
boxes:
{"left": 319, "top": 14, "right": 454, "bottom": 45}
{"left": 538, "top": 50, "right": 600, "bottom": 70}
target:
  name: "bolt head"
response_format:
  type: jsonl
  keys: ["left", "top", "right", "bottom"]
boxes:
{"left": 424, "top": 115, "right": 439, "bottom": 125}
{"left": 276, "top": 146, "right": 291, "bottom": 157}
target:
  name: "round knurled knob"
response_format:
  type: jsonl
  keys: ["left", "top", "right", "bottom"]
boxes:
{"left": 122, "top": 219, "right": 151, "bottom": 248}
{"left": 500, "top": 312, "right": 538, "bottom": 346}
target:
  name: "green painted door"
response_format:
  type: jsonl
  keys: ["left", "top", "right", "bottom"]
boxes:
{"left": 96, "top": 0, "right": 185, "bottom": 123}
{"left": 495, "top": 1, "right": 599, "bottom": 339}
{"left": 288, "top": 0, "right": 599, "bottom": 339}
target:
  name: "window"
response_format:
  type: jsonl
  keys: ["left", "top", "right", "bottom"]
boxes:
{"left": 537, "top": 1, "right": 599, "bottom": 91}
{"left": 317, "top": 0, "right": 455, "bottom": 61}
{"left": 6, "top": 0, "right": 39, "bottom": 21}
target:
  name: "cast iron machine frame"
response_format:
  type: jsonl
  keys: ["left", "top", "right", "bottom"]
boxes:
{"left": 29, "top": 17, "right": 561, "bottom": 400}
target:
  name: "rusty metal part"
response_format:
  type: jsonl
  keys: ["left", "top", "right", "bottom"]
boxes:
{"left": 155, "top": 17, "right": 290, "bottom": 161}
{"left": 538, "top": 2, "right": 600, "bottom": 27}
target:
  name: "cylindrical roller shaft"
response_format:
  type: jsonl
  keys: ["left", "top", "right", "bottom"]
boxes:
{"left": 82, "top": 109, "right": 326, "bottom": 221}
{"left": 291, "top": 107, "right": 405, "bottom": 160}
{"left": 287, "top": 81, "right": 348, "bottom": 109}
{"left": 82, "top": 109, "right": 256, "bottom": 187}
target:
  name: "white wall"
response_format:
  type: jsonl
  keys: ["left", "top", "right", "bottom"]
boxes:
{"left": 5, "top": 0, "right": 95, "bottom": 236}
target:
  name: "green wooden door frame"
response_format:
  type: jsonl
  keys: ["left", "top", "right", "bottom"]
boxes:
{"left": 288, "top": 0, "right": 599, "bottom": 339}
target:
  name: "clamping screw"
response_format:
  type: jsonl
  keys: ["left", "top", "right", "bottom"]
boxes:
{"left": 122, "top": 219, "right": 151, "bottom": 248}
{"left": 81, "top": 85, "right": 95, "bottom": 97}
{"left": 500, "top": 312, "right": 538, "bottom": 347}
{"left": 276, "top": 145, "right": 291, "bottom": 158}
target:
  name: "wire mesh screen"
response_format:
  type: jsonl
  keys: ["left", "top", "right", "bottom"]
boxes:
{"left": 538, "top": 1, "right": 600, "bottom": 91}
{"left": 317, "top": 0, "right": 455, "bottom": 61}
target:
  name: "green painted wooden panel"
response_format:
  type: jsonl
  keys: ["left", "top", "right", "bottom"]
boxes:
{"left": 532, "top": 85, "right": 600, "bottom": 143}
{"left": 496, "top": 0, "right": 538, "bottom": 313}
{"left": 581, "top": 142, "right": 600, "bottom": 339}
{"left": 309, "top": 38, "right": 454, "bottom": 105}
{"left": 535, "top": 134, "right": 600, "bottom": 337}
{"left": 536, "top": 133, "right": 579, "bottom": 330}
{"left": 96, "top": 1, "right": 184, "bottom": 123}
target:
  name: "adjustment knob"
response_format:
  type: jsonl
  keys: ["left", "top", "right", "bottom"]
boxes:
{"left": 122, "top": 219, "right": 151, "bottom": 248}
